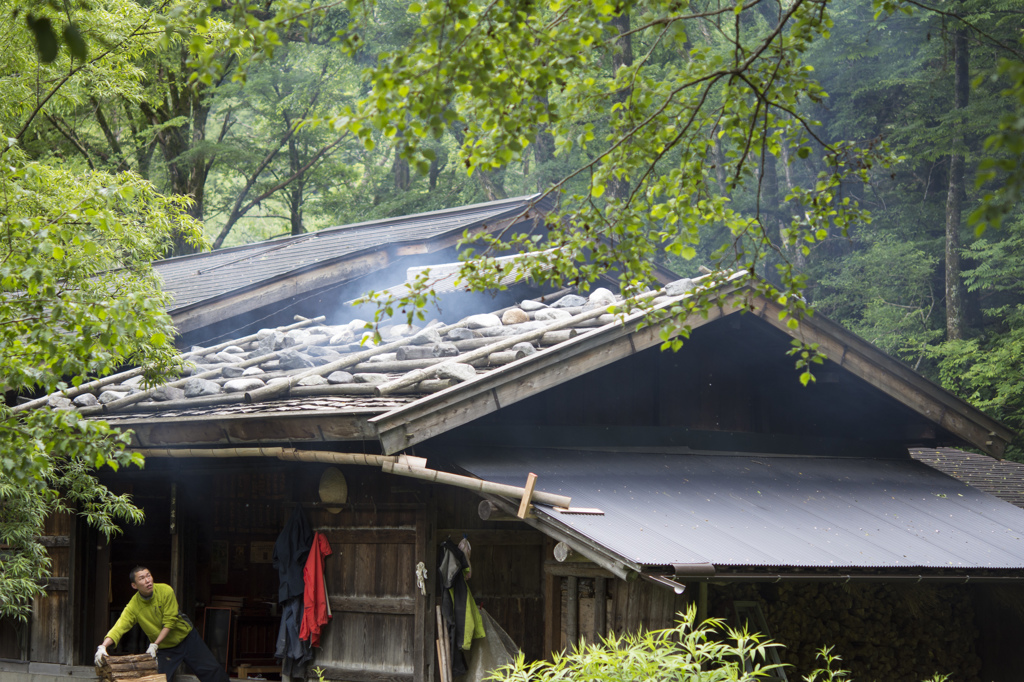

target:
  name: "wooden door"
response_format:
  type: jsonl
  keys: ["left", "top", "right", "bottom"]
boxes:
{"left": 310, "top": 505, "right": 432, "bottom": 682}
{"left": 30, "top": 511, "right": 75, "bottom": 664}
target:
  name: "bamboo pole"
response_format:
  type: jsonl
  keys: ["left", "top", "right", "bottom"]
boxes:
{"left": 382, "top": 461, "right": 571, "bottom": 508}
{"left": 135, "top": 447, "right": 397, "bottom": 466}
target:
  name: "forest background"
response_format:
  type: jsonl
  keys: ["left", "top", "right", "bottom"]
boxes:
{"left": 3, "top": 0, "right": 1024, "bottom": 617}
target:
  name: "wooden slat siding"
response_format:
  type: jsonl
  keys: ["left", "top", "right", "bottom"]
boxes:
{"left": 31, "top": 512, "right": 72, "bottom": 664}
{"left": 314, "top": 666, "right": 414, "bottom": 682}
{"left": 313, "top": 504, "right": 422, "bottom": 682}
{"left": 329, "top": 596, "right": 416, "bottom": 614}
{"left": 436, "top": 530, "right": 545, "bottom": 546}
{"left": 373, "top": 304, "right": 728, "bottom": 455}
{"left": 756, "top": 299, "right": 1013, "bottom": 457}
{"left": 415, "top": 491, "right": 435, "bottom": 682}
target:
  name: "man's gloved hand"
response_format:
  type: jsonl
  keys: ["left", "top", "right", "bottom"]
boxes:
{"left": 146, "top": 643, "right": 159, "bottom": 658}
{"left": 94, "top": 645, "right": 108, "bottom": 667}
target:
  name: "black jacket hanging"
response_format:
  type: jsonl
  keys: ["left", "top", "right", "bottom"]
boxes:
{"left": 438, "top": 539, "right": 470, "bottom": 677}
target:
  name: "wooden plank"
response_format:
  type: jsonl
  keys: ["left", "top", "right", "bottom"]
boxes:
{"left": 518, "top": 473, "right": 538, "bottom": 519}
{"left": 322, "top": 528, "right": 417, "bottom": 545}
{"left": 305, "top": 665, "right": 414, "bottom": 682}
{"left": 414, "top": 501, "right": 430, "bottom": 682}
{"left": 436, "top": 529, "right": 543, "bottom": 546}
{"left": 543, "top": 538, "right": 560, "bottom": 661}
{"left": 35, "top": 535, "right": 69, "bottom": 548}
{"left": 328, "top": 596, "right": 416, "bottom": 615}
{"left": 543, "top": 561, "right": 615, "bottom": 579}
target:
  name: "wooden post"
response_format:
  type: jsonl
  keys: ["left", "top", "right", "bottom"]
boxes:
{"left": 697, "top": 583, "right": 707, "bottom": 625}
{"left": 517, "top": 473, "right": 538, "bottom": 519}
{"left": 566, "top": 576, "right": 578, "bottom": 649}
{"left": 594, "top": 577, "right": 607, "bottom": 639}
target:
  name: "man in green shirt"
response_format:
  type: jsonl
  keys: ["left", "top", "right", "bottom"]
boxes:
{"left": 94, "top": 566, "right": 229, "bottom": 682}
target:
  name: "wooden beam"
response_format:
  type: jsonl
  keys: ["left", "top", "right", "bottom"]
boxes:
{"left": 328, "top": 596, "right": 416, "bottom": 615}
{"left": 566, "top": 576, "right": 578, "bottom": 646}
{"left": 320, "top": 529, "right": 416, "bottom": 545}
{"left": 477, "top": 500, "right": 522, "bottom": 522}
{"left": 437, "top": 529, "right": 543, "bottom": 545}
{"left": 518, "top": 473, "right": 538, "bottom": 518}
{"left": 314, "top": 667, "right": 413, "bottom": 682}
{"left": 544, "top": 561, "right": 615, "bottom": 579}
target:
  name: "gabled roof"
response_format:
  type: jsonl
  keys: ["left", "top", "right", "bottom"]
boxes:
{"left": 37, "top": 272, "right": 1012, "bottom": 460}
{"left": 155, "top": 195, "right": 552, "bottom": 335}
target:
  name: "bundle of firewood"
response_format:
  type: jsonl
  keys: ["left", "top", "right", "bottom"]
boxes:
{"left": 95, "top": 653, "right": 163, "bottom": 682}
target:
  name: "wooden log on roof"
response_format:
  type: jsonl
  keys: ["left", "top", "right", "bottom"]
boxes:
{"left": 487, "top": 350, "right": 524, "bottom": 365}
{"left": 373, "top": 297, "right": 650, "bottom": 397}
{"left": 13, "top": 315, "right": 325, "bottom": 413}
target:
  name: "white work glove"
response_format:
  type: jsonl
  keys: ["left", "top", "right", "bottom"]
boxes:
{"left": 146, "top": 642, "right": 159, "bottom": 658}
{"left": 94, "top": 645, "right": 108, "bottom": 667}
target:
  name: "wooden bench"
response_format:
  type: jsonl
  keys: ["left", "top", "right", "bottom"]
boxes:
{"left": 235, "top": 663, "right": 282, "bottom": 680}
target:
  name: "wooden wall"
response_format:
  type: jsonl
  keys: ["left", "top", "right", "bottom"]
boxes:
{"left": 30, "top": 512, "right": 74, "bottom": 664}
{"left": 435, "top": 488, "right": 548, "bottom": 664}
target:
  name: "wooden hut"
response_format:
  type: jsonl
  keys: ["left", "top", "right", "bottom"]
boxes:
{"left": 4, "top": 262, "right": 1024, "bottom": 682}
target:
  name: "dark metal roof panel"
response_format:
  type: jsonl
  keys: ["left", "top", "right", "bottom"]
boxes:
{"left": 455, "top": 450, "right": 1024, "bottom": 570}
{"left": 153, "top": 195, "right": 544, "bottom": 311}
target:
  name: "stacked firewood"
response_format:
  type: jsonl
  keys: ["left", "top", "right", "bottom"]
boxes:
{"left": 708, "top": 582, "right": 983, "bottom": 682}
{"left": 95, "top": 653, "right": 164, "bottom": 682}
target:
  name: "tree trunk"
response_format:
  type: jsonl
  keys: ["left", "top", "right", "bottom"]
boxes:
{"left": 944, "top": 16, "right": 968, "bottom": 341}
{"left": 608, "top": 11, "right": 633, "bottom": 202}
{"left": 288, "top": 137, "right": 305, "bottom": 236}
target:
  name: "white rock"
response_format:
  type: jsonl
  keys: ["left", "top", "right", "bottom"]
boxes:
{"left": 353, "top": 373, "right": 388, "bottom": 385}
{"left": 151, "top": 385, "right": 187, "bottom": 401}
{"left": 297, "top": 375, "right": 328, "bottom": 387}
{"left": 435, "top": 362, "right": 477, "bottom": 383}
{"left": 327, "top": 371, "right": 354, "bottom": 384}
{"left": 519, "top": 299, "right": 547, "bottom": 311}
{"left": 242, "top": 367, "right": 265, "bottom": 376}
{"left": 73, "top": 393, "right": 99, "bottom": 407}
{"left": 551, "top": 294, "right": 588, "bottom": 308}
{"left": 464, "top": 313, "right": 502, "bottom": 329}
{"left": 535, "top": 308, "right": 572, "bottom": 322}
{"left": 665, "top": 278, "right": 695, "bottom": 297}
{"left": 123, "top": 375, "right": 146, "bottom": 388}
{"left": 511, "top": 342, "right": 537, "bottom": 356}
{"left": 224, "top": 378, "right": 266, "bottom": 393}
{"left": 369, "top": 353, "right": 398, "bottom": 363}
{"left": 329, "top": 328, "right": 356, "bottom": 346}
{"left": 184, "top": 377, "right": 222, "bottom": 398}
{"left": 588, "top": 287, "right": 617, "bottom": 306}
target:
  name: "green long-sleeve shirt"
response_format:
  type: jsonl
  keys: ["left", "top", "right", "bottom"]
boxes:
{"left": 105, "top": 583, "right": 191, "bottom": 649}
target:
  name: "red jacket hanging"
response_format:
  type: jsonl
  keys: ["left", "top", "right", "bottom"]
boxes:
{"left": 300, "top": 531, "right": 332, "bottom": 647}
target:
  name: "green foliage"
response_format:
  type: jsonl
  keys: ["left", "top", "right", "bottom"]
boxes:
{"left": 492, "top": 607, "right": 787, "bottom": 682}
{"left": 0, "top": 145, "right": 205, "bottom": 618}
